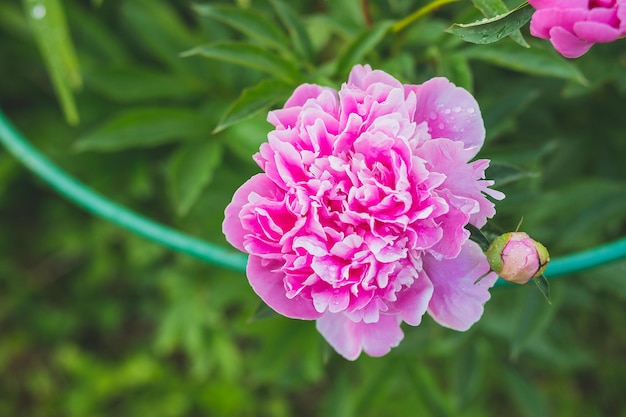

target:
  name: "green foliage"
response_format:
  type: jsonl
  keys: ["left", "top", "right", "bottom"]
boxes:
{"left": 2, "top": 0, "right": 626, "bottom": 416}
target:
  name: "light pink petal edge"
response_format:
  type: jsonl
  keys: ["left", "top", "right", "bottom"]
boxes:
{"left": 316, "top": 313, "right": 404, "bottom": 360}
{"left": 247, "top": 255, "right": 323, "bottom": 320}
{"left": 425, "top": 240, "right": 498, "bottom": 331}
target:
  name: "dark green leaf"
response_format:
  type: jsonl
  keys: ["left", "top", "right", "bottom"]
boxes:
{"left": 214, "top": 78, "right": 293, "bottom": 133}
{"left": 269, "top": 0, "right": 315, "bottom": 62}
{"left": 335, "top": 20, "right": 393, "bottom": 77}
{"left": 466, "top": 223, "right": 492, "bottom": 252}
{"left": 503, "top": 367, "right": 549, "bottom": 417}
{"left": 192, "top": 4, "right": 290, "bottom": 52}
{"left": 510, "top": 287, "right": 556, "bottom": 359}
{"left": 462, "top": 42, "right": 588, "bottom": 84}
{"left": 440, "top": 53, "right": 473, "bottom": 92}
{"left": 181, "top": 42, "right": 301, "bottom": 83}
{"left": 121, "top": 0, "right": 200, "bottom": 74}
{"left": 486, "top": 161, "right": 538, "bottom": 187}
{"left": 74, "top": 108, "right": 207, "bottom": 152}
{"left": 471, "top": 0, "right": 530, "bottom": 47}
{"left": 23, "top": 0, "right": 81, "bottom": 125}
{"left": 167, "top": 141, "right": 223, "bottom": 216}
{"left": 249, "top": 302, "right": 279, "bottom": 322}
{"left": 85, "top": 67, "right": 202, "bottom": 102}
{"left": 445, "top": 2, "right": 532, "bottom": 45}
{"left": 533, "top": 275, "right": 552, "bottom": 304}
{"left": 221, "top": 113, "right": 272, "bottom": 160}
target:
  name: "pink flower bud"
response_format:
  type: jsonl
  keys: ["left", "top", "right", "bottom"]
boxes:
{"left": 486, "top": 232, "right": 550, "bottom": 285}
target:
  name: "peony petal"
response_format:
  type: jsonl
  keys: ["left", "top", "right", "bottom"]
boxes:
{"left": 573, "top": 21, "right": 620, "bottom": 43}
{"left": 530, "top": 9, "right": 588, "bottom": 38}
{"left": 247, "top": 255, "right": 323, "bottom": 320}
{"left": 528, "top": 0, "right": 587, "bottom": 9}
{"left": 549, "top": 26, "right": 593, "bottom": 58}
{"left": 412, "top": 78, "right": 485, "bottom": 155}
{"left": 316, "top": 312, "right": 404, "bottom": 360}
{"left": 223, "top": 174, "right": 280, "bottom": 252}
{"left": 424, "top": 241, "right": 497, "bottom": 331}
{"left": 388, "top": 274, "right": 434, "bottom": 326}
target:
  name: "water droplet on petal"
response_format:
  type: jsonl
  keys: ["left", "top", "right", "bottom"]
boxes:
{"left": 466, "top": 107, "right": 475, "bottom": 114}
{"left": 438, "top": 122, "right": 445, "bottom": 130}
{"left": 443, "top": 108, "right": 451, "bottom": 115}
{"left": 31, "top": 4, "right": 46, "bottom": 19}
{"left": 453, "top": 106, "right": 461, "bottom": 113}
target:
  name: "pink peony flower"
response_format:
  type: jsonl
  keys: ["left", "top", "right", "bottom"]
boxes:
{"left": 528, "top": 0, "right": 626, "bottom": 58}
{"left": 223, "top": 65, "right": 504, "bottom": 360}
{"left": 486, "top": 232, "right": 550, "bottom": 285}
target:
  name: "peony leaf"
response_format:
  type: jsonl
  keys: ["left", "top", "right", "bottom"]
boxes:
{"left": 181, "top": 41, "right": 301, "bottom": 83}
{"left": 335, "top": 20, "right": 394, "bottom": 77}
{"left": 510, "top": 288, "right": 556, "bottom": 359}
{"left": 214, "top": 78, "right": 293, "bottom": 133}
{"left": 466, "top": 223, "right": 492, "bottom": 252}
{"left": 74, "top": 108, "right": 207, "bottom": 152}
{"left": 470, "top": 0, "right": 530, "bottom": 47}
{"left": 192, "top": 4, "right": 290, "bottom": 52}
{"left": 445, "top": 2, "right": 533, "bottom": 45}
{"left": 533, "top": 274, "right": 551, "bottom": 304}
{"left": 167, "top": 140, "right": 223, "bottom": 216}
{"left": 249, "top": 302, "right": 279, "bottom": 322}
{"left": 502, "top": 367, "right": 549, "bottom": 417}
{"left": 85, "top": 66, "right": 202, "bottom": 102}
{"left": 23, "top": 0, "right": 82, "bottom": 125}
{"left": 462, "top": 42, "right": 588, "bottom": 85}
{"left": 268, "top": 0, "right": 315, "bottom": 62}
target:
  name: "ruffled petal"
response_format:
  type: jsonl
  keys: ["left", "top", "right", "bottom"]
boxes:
{"left": 425, "top": 241, "right": 498, "bottom": 331}
{"left": 412, "top": 77, "right": 485, "bottom": 155}
{"left": 247, "top": 255, "right": 323, "bottom": 320}
{"left": 223, "top": 174, "right": 279, "bottom": 252}
{"left": 316, "top": 312, "right": 404, "bottom": 360}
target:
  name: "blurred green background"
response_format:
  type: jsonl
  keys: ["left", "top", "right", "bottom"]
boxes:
{"left": 1, "top": 0, "right": 626, "bottom": 416}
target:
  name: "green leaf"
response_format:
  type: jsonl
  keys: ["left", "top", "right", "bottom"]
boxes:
{"left": 85, "top": 67, "right": 202, "bottom": 102}
{"left": 248, "top": 302, "right": 279, "bottom": 322}
{"left": 214, "top": 78, "right": 293, "bottom": 133}
{"left": 462, "top": 42, "right": 588, "bottom": 85}
{"left": 167, "top": 141, "right": 223, "bottom": 216}
{"left": 269, "top": 0, "right": 315, "bottom": 62}
{"left": 181, "top": 42, "right": 301, "bottom": 83}
{"left": 503, "top": 367, "right": 549, "bottom": 417}
{"left": 466, "top": 224, "right": 492, "bottom": 252}
{"left": 23, "top": 0, "right": 82, "bottom": 125}
{"left": 486, "top": 161, "right": 538, "bottom": 187}
{"left": 471, "top": 0, "right": 530, "bottom": 47}
{"left": 121, "top": 0, "right": 199, "bottom": 74}
{"left": 192, "top": 4, "right": 289, "bottom": 52}
{"left": 221, "top": 113, "right": 271, "bottom": 161}
{"left": 74, "top": 108, "right": 207, "bottom": 152}
{"left": 533, "top": 275, "right": 552, "bottom": 304}
{"left": 445, "top": 2, "right": 533, "bottom": 45}
{"left": 510, "top": 288, "right": 557, "bottom": 359}
{"left": 335, "top": 20, "right": 393, "bottom": 78}
{"left": 440, "top": 53, "right": 473, "bottom": 92}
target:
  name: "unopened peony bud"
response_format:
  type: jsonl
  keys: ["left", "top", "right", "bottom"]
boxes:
{"left": 486, "top": 232, "right": 550, "bottom": 284}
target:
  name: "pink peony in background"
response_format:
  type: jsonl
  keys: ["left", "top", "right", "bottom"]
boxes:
{"left": 528, "top": 0, "right": 626, "bottom": 58}
{"left": 223, "top": 65, "right": 503, "bottom": 360}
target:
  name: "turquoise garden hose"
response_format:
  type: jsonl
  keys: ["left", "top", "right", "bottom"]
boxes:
{"left": 1, "top": 108, "right": 626, "bottom": 283}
